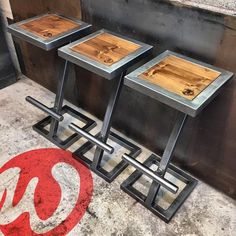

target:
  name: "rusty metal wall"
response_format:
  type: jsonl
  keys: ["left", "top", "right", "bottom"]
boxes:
{"left": 9, "top": 0, "right": 236, "bottom": 199}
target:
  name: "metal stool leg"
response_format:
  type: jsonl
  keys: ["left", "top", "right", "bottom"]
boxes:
{"left": 49, "top": 61, "right": 69, "bottom": 137}
{"left": 27, "top": 61, "right": 96, "bottom": 149}
{"left": 121, "top": 112, "right": 198, "bottom": 222}
{"left": 145, "top": 113, "right": 187, "bottom": 205}
{"left": 72, "top": 72, "right": 141, "bottom": 182}
{"left": 92, "top": 72, "right": 125, "bottom": 169}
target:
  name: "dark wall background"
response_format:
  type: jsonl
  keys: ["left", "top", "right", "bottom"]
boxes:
{"left": 0, "top": 12, "right": 16, "bottom": 89}
{"left": 9, "top": 0, "right": 236, "bottom": 199}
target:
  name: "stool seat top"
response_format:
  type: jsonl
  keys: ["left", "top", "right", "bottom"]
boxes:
{"left": 8, "top": 13, "right": 91, "bottom": 51}
{"left": 125, "top": 50, "right": 233, "bottom": 117}
{"left": 58, "top": 29, "right": 152, "bottom": 79}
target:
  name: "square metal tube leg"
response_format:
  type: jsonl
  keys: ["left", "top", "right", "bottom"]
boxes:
{"left": 74, "top": 72, "right": 141, "bottom": 182}
{"left": 121, "top": 112, "right": 198, "bottom": 222}
{"left": 30, "top": 61, "right": 96, "bottom": 149}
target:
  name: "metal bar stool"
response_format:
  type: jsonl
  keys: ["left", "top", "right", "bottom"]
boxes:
{"left": 58, "top": 29, "right": 152, "bottom": 182}
{"left": 8, "top": 13, "right": 96, "bottom": 149}
{"left": 121, "top": 50, "right": 233, "bottom": 222}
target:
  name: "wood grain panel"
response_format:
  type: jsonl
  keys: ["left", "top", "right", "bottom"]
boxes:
{"left": 71, "top": 32, "right": 141, "bottom": 66}
{"left": 19, "top": 14, "right": 80, "bottom": 39}
{"left": 139, "top": 55, "right": 221, "bottom": 100}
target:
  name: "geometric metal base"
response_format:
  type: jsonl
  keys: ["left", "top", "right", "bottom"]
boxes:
{"left": 121, "top": 154, "right": 198, "bottom": 223}
{"left": 33, "top": 105, "right": 96, "bottom": 149}
{"left": 73, "top": 131, "right": 141, "bottom": 182}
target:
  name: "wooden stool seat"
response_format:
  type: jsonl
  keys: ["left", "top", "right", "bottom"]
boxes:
{"left": 71, "top": 32, "right": 141, "bottom": 66}
{"left": 140, "top": 55, "right": 221, "bottom": 100}
{"left": 125, "top": 50, "right": 233, "bottom": 117}
{"left": 8, "top": 13, "right": 91, "bottom": 50}
{"left": 19, "top": 14, "right": 81, "bottom": 39}
{"left": 59, "top": 29, "right": 152, "bottom": 79}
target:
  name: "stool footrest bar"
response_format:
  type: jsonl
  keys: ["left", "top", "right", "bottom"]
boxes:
{"left": 69, "top": 123, "right": 114, "bottom": 154}
{"left": 122, "top": 154, "right": 178, "bottom": 194}
{"left": 26, "top": 96, "right": 63, "bottom": 121}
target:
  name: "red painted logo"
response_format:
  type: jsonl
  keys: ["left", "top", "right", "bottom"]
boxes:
{"left": 0, "top": 148, "right": 93, "bottom": 235}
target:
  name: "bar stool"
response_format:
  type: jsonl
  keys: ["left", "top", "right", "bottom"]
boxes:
{"left": 8, "top": 13, "right": 96, "bottom": 148}
{"left": 121, "top": 50, "right": 233, "bottom": 222}
{"left": 58, "top": 29, "right": 152, "bottom": 182}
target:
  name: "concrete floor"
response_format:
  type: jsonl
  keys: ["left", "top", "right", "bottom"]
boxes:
{"left": 180, "top": 0, "right": 236, "bottom": 10}
{"left": 175, "top": 0, "right": 236, "bottom": 15}
{"left": 0, "top": 77, "right": 236, "bottom": 236}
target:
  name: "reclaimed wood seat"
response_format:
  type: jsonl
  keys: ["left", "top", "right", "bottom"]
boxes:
{"left": 19, "top": 14, "right": 81, "bottom": 39}
{"left": 59, "top": 29, "right": 151, "bottom": 79}
{"left": 71, "top": 32, "right": 141, "bottom": 66}
{"left": 8, "top": 13, "right": 90, "bottom": 51}
{"left": 139, "top": 55, "right": 221, "bottom": 100}
{"left": 125, "top": 51, "right": 233, "bottom": 117}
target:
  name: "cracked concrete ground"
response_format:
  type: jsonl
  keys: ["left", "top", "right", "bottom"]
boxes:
{"left": 0, "top": 77, "right": 236, "bottom": 236}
